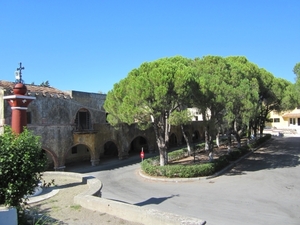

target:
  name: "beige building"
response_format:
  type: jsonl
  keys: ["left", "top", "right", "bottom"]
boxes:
{"left": 266, "top": 108, "right": 300, "bottom": 131}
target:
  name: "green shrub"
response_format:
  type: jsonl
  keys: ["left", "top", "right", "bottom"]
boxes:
{"left": 141, "top": 158, "right": 160, "bottom": 175}
{"left": 165, "top": 163, "right": 215, "bottom": 177}
{"left": 223, "top": 153, "right": 233, "bottom": 161}
{"left": 196, "top": 143, "right": 206, "bottom": 148}
{"left": 229, "top": 150, "right": 241, "bottom": 160}
{"left": 168, "top": 149, "right": 188, "bottom": 161}
{"left": 141, "top": 160, "right": 215, "bottom": 178}
{"left": 0, "top": 126, "right": 47, "bottom": 208}
{"left": 239, "top": 145, "right": 250, "bottom": 154}
{"left": 213, "top": 155, "right": 230, "bottom": 171}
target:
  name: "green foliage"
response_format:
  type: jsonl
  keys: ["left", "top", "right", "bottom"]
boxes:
{"left": 163, "top": 164, "right": 215, "bottom": 178}
{"left": 141, "top": 157, "right": 160, "bottom": 175}
{"left": 224, "top": 56, "right": 260, "bottom": 125}
{"left": 105, "top": 54, "right": 292, "bottom": 166}
{"left": 70, "top": 204, "right": 81, "bottom": 210}
{"left": 168, "top": 149, "right": 188, "bottom": 161}
{"left": 0, "top": 126, "right": 47, "bottom": 207}
{"left": 293, "top": 62, "right": 300, "bottom": 79}
{"left": 293, "top": 62, "right": 300, "bottom": 106}
{"left": 104, "top": 56, "right": 195, "bottom": 129}
{"left": 168, "top": 110, "right": 193, "bottom": 126}
{"left": 104, "top": 56, "right": 195, "bottom": 166}
{"left": 213, "top": 155, "right": 230, "bottom": 171}
{"left": 40, "top": 81, "right": 50, "bottom": 87}
{"left": 141, "top": 157, "right": 215, "bottom": 178}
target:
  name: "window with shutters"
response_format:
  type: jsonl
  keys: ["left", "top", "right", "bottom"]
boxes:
{"left": 75, "top": 108, "right": 91, "bottom": 131}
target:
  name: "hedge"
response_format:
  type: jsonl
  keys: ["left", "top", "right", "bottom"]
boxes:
{"left": 141, "top": 134, "right": 271, "bottom": 178}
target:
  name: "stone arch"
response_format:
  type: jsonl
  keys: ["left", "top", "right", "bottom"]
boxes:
{"left": 129, "top": 135, "right": 149, "bottom": 154}
{"left": 64, "top": 143, "right": 92, "bottom": 166}
{"left": 192, "top": 130, "right": 201, "bottom": 142}
{"left": 198, "top": 127, "right": 205, "bottom": 141}
{"left": 74, "top": 108, "right": 92, "bottom": 131}
{"left": 42, "top": 147, "right": 59, "bottom": 170}
{"left": 103, "top": 140, "right": 120, "bottom": 159}
{"left": 169, "top": 133, "right": 178, "bottom": 147}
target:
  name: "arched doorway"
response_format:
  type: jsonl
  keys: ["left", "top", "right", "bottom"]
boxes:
{"left": 65, "top": 144, "right": 91, "bottom": 166}
{"left": 129, "top": 136, "right": 148, "bottom": 155}
{"left": 169, "top": 133, "right": 178, "bottom": 147}
{"left": 192, "top": 130, "right": 201, "bottom": 142}
{"left": 199, "top": 129, "right": 205, "bottom": 141}
{"left": 42, "top": 148, "right": 59, "bottom": 171}
{"left": 103, "top": 141, "right": 119, "bottom": 159}
{"left": 42, "top": 149, "right": 54, "bottom": 170}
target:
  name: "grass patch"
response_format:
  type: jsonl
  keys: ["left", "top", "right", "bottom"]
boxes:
{"left": 51, "top": 205, "right": 61, "bottom": 211}
{"left": 47, "top": 199, "right": 58, "bottom": 204}
{"left": 70, "top": 204, "right": 81, "bottom": 210}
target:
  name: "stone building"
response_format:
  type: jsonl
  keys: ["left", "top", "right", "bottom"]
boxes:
{"left": 0, "top": 80, "right": 204, "bottom": 170}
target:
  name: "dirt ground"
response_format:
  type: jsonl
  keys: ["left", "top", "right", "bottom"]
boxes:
{"left": 170, "top": 144, "right": 230, "bottom": 165}
{"left": 28, "top": 174, "right": 142, "bottom": 225}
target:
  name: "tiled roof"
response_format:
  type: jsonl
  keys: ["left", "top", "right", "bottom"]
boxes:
{"left": 282, "top": 113, "right": 300, "bottom": 118}
{"left": 0, "top": 80, "right": 71, "bottom": 98}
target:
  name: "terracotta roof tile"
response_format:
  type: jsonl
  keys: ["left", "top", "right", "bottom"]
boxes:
{"left": 282, "top": 113, "right": 300, "bottom": 118}
{"left": 0, "top": 80, "right": 71, "bottom": 97}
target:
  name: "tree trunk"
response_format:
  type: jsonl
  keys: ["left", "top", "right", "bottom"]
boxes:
{"left": 164, "top": 115, "right": 170, "bottom": 165}
{"left": 235, "top": 133, "right": 241, "bottom": 148}
{"left": 205, "top": 124, "right": 214, "bottom": 161}
{"left": 233, "top": 120, "right": 242, "bottom": 148}
{"left": 181, "top": 125, "right": 191, "bottom": 156}
{"left": 153, "top": 122, "right": 167, "bottom": 166}
{"left": 205, "top": 129, "right": 209, "bottom": 151}
{"left": 259, "top": 107, "right": 268, "bottom": 138}
{"left": 226, "top": 129, "right": 232, "bottom": 152}
{"left": 209, "top": 151, "right": 214, "bottom": 162}
{"left": 216, "top": 133, "right": 220, "bottom": 148}
{"left": 208, "top": 137, "right": 214, "bottom": 162}
{"left": 248, "top": 120, "right": 252, "bottom": 139}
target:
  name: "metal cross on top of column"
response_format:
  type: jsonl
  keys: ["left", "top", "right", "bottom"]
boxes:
{"left": 15, "top": 62, "right": 25, "bottom": 83}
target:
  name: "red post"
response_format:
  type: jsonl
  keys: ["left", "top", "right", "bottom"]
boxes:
{"left": 3, "top": 83, "right": 35, "bottom": 134}
{"left": 140, "top": 148, "right": 145, "bottom": 161}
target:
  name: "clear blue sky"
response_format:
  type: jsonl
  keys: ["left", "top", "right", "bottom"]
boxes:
{"left": 1, "top": 0, "right": 299, "bottom": 94}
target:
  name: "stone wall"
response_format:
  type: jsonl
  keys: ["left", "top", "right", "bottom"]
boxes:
{"left": 1, "top": 82, "right": 205, "bottom": 170}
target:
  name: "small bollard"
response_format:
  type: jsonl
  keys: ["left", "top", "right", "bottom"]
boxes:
{"left": 140, "top": 148, "right": 144, "bottom": 162}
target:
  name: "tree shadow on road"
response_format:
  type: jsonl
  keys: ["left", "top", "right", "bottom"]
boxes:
{"left": 134, "top": 194, "right": 179, "bottom": 206}
{"left": 225, "top": 137, "right": 300, "bottom": 176}
{"left": 106, "top": 194, "right": 179, "bottom": 207}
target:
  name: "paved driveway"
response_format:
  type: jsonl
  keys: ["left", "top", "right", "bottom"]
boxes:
{"left": 70, "top": 136, "right": 300, "bottom": 225}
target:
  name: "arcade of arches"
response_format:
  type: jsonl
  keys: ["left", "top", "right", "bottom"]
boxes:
{"left": 43, "top": 127, "right": 204, "bottom": 170}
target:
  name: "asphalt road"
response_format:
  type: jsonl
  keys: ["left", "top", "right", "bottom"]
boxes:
{"left": 68, "top": 136, "right": 300, "bottom": 225}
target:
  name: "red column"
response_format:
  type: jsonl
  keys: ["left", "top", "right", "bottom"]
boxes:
{"left": 3, "top": 83, "right": 35, "bottom": 134}
{"left": 11, "top": 107, "right": 25, "bottom": 134}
